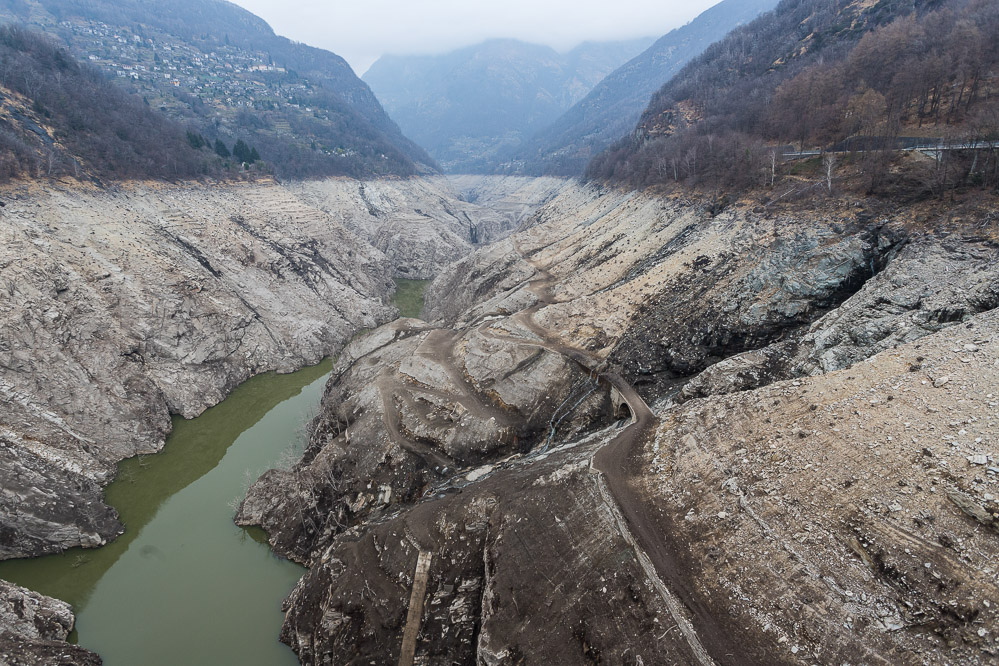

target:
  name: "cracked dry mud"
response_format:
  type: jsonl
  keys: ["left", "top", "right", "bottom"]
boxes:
{"left": 241, "top": 182, "right": 999, "bottom": 664}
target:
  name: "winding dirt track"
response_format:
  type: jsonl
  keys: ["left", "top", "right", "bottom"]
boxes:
{"left": 377, "top": 240, "right": 754, "bottom": 664}
{"left": 509, "top": 241, "right": 754, "bottom": 666}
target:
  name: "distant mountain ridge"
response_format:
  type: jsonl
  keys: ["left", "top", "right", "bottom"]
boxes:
{"left": 505, "top": 0, "right": 781, "bottom": 176}
{"left": 586, "top": 0, "right": 999, "bottom": 196}
{"left": 363, "top": 36, "right": 654, "bottom": 173}
{"left": 0, "top": 0, "right": 437, "bottom": 178}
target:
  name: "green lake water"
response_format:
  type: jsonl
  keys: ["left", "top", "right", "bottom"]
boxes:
{"left": 0, "top": 359, "right": 332, "bottom": 665}
{"left": 0, "top": 281, "right": 430, "bottom": 664}
{"left": 393, "top": 278, "right": 430, "bottom": 319}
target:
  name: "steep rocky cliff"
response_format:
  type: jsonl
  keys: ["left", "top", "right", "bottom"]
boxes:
{"left": 241, "top": 182, "right": 999, "bottom": 664}
{"left": 285, "top": 176, "right": 565, "bottom": 279}
{"left": 0, "top": 175, "right": 542, "bottom": 562}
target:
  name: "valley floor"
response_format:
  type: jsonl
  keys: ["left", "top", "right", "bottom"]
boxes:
{"left": 2, "top": 174, "right": 998, "bottom": 664}
{"left": 242, "top": 182, "right": 999, "bottom": 664}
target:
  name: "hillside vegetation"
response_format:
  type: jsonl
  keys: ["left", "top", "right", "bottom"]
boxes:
{"left": 587, "top": 0, "right": 999, "bottom": 197}
{"left": 0, "top": 0, "right": 436, "bottom": 179}
{"left": 506, "top": 0, "right": 779, "bottom": 176}
{"left": 0, "top": 26, "right": 217, "bottom": 180}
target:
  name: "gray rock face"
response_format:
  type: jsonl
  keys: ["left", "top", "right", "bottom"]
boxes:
{"left": 0, "top": 436, "right": 121, "bottom": 561}
{"left": 245, "top": 181, "right": 999, "bottom": 664}
{"left": 610, "top": 221, "right": 904, "bottom": 395}
{"left": 0, "top": 175, "right": 535, "bottom": 560}
{"left": 237, "top": 314, "right": 612, "bottom": 563}
{"left": 278, "top": 429, "right": 707, "bottom": 665}
{"left": 0, "top": 579, "right": 101, "bottom": 665}
{"left": 423, "top": 238, "right": 538, "bottom": 326}
{"left": 682, "top": 236, "right": 999, "bottom": 399}
{"left": 286, "top": 177, "right": 561, "bottom": 280}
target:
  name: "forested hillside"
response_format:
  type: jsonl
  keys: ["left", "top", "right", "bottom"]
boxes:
{"left": 0, "top": 26, "right": 219, "bottom": 180}
{"left": 363, "top": 37, "right": 653, "bottom": 173}
{"left": 506, "top": 0, "right": 779, "bottom": 176}
{"left": 0, "top": 0, "right": 437, "bottom": 178}
{"left": 587, "top": 0, "right": 999, "bottom": 196}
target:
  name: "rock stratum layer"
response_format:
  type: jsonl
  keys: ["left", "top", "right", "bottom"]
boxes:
{"left": 0, "top": 175, "right": 563, "bottom": 563}
{"left": 241, "top": 183, "right": 999, "bottom": 664}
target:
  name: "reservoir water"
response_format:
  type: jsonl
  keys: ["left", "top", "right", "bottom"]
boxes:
{"left": 0, "top": 279, "right": 430, "bottom": 664}
{"left": 0, "top": 360, "right": 331, "bottom": 664}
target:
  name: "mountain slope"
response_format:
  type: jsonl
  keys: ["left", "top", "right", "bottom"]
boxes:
{"left": 508, "top": 0, "right": 780, "bottom": 176}
{"left": 0, "top": 0, "right": 437, "bottom": 178}
{"left": 587, "top": 0, "right": 999, "bottom": 194}
{"left": 0, "top": 25, "right": 218, "bottom": 181}
{"left": 238, "top": 177, "right": 999, "bottom": 663}
{"left": 363, "top": 37, "right": 653, "bottom": 173}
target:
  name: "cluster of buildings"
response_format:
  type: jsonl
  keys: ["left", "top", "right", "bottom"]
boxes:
{"left": 58, "top": 20, "right": 321, "bottom": 118}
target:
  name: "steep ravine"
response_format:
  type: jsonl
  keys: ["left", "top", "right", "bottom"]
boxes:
{"left": 0, "top": 175, "right": 563, "bottom": 663}
{"left": 241, "top": 183, "right": 999, "bottom": 664}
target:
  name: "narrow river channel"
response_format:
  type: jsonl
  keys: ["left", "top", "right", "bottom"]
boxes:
{"left": 0, "top": 279, "right": 430, "bottom": 664}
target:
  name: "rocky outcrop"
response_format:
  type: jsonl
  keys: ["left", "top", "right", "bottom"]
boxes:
{"left": 0, "top": 579, "right": 100, "bottom": 665}
{"left": 278, "top": 425, "right": 720, "bottom": 665}
{"left": 244, "top": 181, "right": 999, "bottom": 663}
{"left": 641, "top": 307, "right": 999, "bottom": 664}
{"left": 447, "top": 175, "right": 569, "bottom": 227}
{"left": 0, "top": 178, "right": 392, "bottom": 558}
{"left": 422, "top": 238, "right": 538, "bottom": 326}
{"left": 237, "top": 307, "right": 613, "bottom": 562}
{"left": 682, "top": 235, "right": 999, "bottom": 399}
{"left": 0, "top": 174, "right": 549, "bottom": 561}
{"left": 285, "top": 177, "right": 563, "bottom": 279}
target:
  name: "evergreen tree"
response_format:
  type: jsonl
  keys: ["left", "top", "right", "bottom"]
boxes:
{"left": 232, "top": 138, "right": 251, "bottom": 163}
{"left": 186, "top": 131, "right": 205, "bottom": 150}
{"left": 214, "top": 138, "right": 230, "bottom": 159}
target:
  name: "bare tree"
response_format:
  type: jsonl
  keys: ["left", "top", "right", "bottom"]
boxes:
{"left": 822, "top": 152, "right": 837, "bottom": 194}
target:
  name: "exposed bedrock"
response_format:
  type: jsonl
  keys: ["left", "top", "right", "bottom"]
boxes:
{"left": 0, "top": 174, "right": 559, "bottom": 561}
{"left": 246, "top": 181, "right": 999, "bottom": 663}
{"left": 0, "top": 179, "right": 390, "bottom": 559}
{"left": 641, "top": 308, "right": 999, "bottom": 664}
{"left": 610, "top": 222, "right": 904, "bottom": 394}
{"left": 279, "top": 429, "right": 728, "bottom": 665}
{"left": 287, "top": 176, "right": 568, "bottom": 279}
{"left": 0, "top": 579, "right": 101, "bottom": 665}
{"left": 682, "top": 236, "right": 999, "bottom": 399}
{"left": 237, "top": 312, "right": 614, "bottom": 562}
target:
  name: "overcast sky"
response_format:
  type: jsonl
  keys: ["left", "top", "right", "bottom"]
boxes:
{"left": 228, "top": 0, "right": 722, "bottom": 75}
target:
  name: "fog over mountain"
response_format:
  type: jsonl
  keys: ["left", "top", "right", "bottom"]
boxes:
{"left": 228, "top": 0, "right": 720, "bottom": 74}
{"left": 363, "top": 37, "right": 655, "bottom": 173}
{"left": 506, "top": 0, "right": 781, "bottom": 175}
